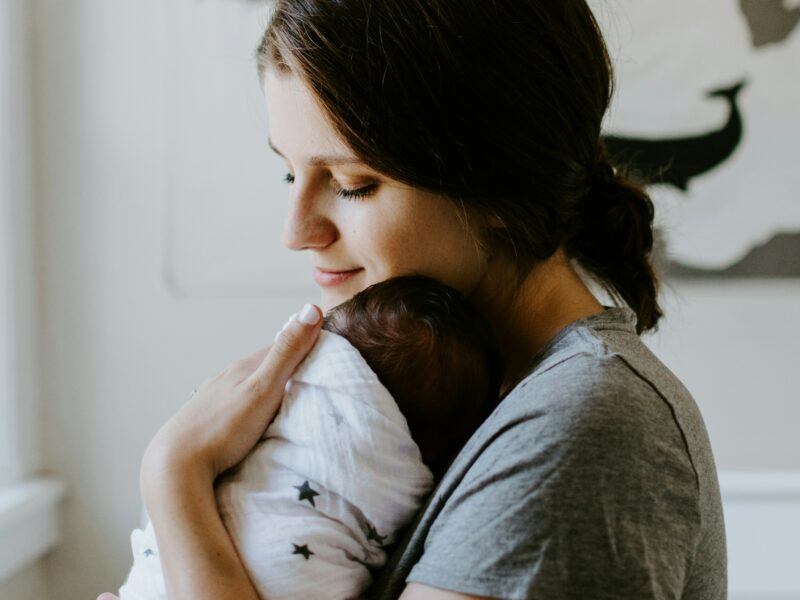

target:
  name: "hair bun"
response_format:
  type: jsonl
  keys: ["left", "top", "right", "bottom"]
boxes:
{"left": 590, "top": 159, "right": 617, "bottom": 188}
{"left": 576, "top": 158, "right": 624, "bottom": 218}
{"left": 569, "top": 155, "right": 662, "bottom": 333}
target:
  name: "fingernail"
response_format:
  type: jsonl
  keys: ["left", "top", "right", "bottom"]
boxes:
{"left": 297, "top": 303, "right": 320, "bottom": 325}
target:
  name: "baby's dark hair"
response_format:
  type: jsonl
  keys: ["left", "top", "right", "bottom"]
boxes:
{"left": 322, "top": 275, "right": 504, "bottom": 479}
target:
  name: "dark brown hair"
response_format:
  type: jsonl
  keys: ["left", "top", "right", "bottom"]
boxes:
{"left": 258, "top": 1, "right": 662, "bottom": 333}
{"left": 323, "top": 275, "right": 504, "bottom": 478}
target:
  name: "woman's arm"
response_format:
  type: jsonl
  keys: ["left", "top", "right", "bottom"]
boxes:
{"left": 141, "top": 456, "right": 261, "bottom": 599}
{"left": 131, "top": 305, "right": 322, "bottom": 600}
{"left": 97, "top": 465, "right": 264, "bottom": 600}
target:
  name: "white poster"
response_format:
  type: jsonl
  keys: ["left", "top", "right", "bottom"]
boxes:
{"left": 592, "top": 0, "right": 800, "bottom": 277}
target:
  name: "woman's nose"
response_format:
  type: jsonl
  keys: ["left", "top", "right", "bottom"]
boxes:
{"left": 281, "top": 187, "right": 338, "bottom": 252}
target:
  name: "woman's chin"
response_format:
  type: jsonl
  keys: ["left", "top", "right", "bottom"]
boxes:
{"left": 319, "top": 272, "right": 370, "bottom": 312}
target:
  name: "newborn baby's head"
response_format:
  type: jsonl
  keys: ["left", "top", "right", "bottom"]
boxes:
{"left": 322, "top": 275, "right": 504, "bottom": 479}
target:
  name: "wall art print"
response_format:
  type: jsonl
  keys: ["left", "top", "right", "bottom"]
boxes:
{"left": 595, "top": 0, "right": 800, "bottom": 278}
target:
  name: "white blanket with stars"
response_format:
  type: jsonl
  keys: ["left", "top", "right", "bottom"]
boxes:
{"left": 119, "top": 329, "right": 435, "bottom": 600}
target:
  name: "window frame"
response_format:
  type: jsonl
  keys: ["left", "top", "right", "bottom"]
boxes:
{"left": 0, "top": 0, "right": 64, "bottom": 584}
{"left": 0, "top": 0, "right": 36, "bottom": 488}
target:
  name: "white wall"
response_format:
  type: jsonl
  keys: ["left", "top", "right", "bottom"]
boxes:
{"left": 0, "top": 563, "right": 47, "bottom": 600}
{"left": 30, "top": 1, "right": 312, "bottom": 597}
{"left": 646, "top": 280, "right": 800, "bottom": 469}
{"left": 15, "top": 1, "right": 800, "bottom": 599}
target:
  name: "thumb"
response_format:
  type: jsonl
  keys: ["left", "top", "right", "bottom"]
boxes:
{"left": 248, "top": 304, "right": 322, "bottom": 394}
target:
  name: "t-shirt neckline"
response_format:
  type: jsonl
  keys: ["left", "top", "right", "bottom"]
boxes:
{"left": 500, "top": 305, "right": 638, "bottom": 400}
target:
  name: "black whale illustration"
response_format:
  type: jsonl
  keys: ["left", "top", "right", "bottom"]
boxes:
{"left": 602, "top": 80, "right": 746, "bottom": 192}
{"left": 740, "top": 0, "right": 800, "bottom": 48}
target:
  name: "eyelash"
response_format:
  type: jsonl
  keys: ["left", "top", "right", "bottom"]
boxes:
{"left": 282, "top": 172, "right": 377, "bottom": 200}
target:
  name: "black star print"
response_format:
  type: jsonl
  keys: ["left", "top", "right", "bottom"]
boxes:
{"left": 292, "top": 480, "right": 319, "bottom": 508}
{"left": 143, "top": 548, "right": 155, "bottom": 557}
{"left": 293, "top": 480, "right": 320, "bottom": 507}
{"left": 292, "top": 543, "right": 314, "bottom": 560}
{"left": 366, "top": 523, "right": 387, "bottom": 545}
{"left": 330, "top": 410, "right": 345, "bottom": 426}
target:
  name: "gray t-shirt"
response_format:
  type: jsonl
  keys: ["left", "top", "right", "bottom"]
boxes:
{"left": 367, "top": 306, "right": 727, "bottom": 599}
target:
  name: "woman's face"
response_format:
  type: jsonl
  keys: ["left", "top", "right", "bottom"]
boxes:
{"left": 264, "top": 70, "right": 492, "bottom": 311}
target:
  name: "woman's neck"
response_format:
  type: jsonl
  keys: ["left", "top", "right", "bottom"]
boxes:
{"left": 472, "top": 249, "right": 604, "bottom": 397}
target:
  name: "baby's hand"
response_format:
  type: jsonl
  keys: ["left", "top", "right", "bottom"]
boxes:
{"left": 96, "top": 594, "right": 119, "bottom": 600}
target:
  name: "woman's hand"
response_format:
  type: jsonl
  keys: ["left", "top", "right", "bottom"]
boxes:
{"left": 141, "top": 303, "right": 323, "bottom": 492}
{"left": 129, "top": 303, "right": 322, "bottom": 600}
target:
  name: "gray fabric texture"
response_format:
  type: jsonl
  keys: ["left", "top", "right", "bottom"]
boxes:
{"left": 366, "top": 306, "right": 727, "bottom": 600}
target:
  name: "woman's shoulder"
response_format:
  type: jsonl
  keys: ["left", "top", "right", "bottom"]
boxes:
{"left": 368, "top": 307, "right": 727, "bottom": 600}
{"left": 463, "top": 306, "right": 698, "bottom": 479}
{"left": 507, "top": 305, "right": 690, "bottom": 412}
{"left": 493, "top": 305, "right": 716, "bottom": 493}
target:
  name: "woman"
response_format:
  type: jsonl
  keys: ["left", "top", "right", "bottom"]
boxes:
{"left": 100, "top": 1, "right": 726, "bottom": 598}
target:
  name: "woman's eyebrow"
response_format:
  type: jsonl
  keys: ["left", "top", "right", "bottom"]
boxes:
{"left": 268, "top": 137, "right": 363, "bottom": 167}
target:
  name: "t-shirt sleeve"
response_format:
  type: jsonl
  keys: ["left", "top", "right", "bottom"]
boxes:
{"left": 406, "top": 356, "right": 702, "bottom": 600}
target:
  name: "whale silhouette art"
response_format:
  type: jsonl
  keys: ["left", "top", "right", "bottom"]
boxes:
{"left": 602, "top": 80, "right": 746, "bottom": 192}
{"left": 740, "top": 0, "right": 800, "bottom": 48}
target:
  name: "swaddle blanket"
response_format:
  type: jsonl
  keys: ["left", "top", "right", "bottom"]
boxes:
{"left": 120, "top": 329, "right": 435, "bottom": 600}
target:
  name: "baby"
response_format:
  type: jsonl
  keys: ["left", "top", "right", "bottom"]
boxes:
{"left": 118, "top": 275, "right": 504, "bottom": 600}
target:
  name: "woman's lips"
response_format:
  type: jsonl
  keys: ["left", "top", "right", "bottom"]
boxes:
{"left": 313, "top": 267, "right": 364, "bottom": 287}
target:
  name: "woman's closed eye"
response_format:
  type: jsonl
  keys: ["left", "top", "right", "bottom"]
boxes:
{"left": 282, "top": 172, "right": 378, "bottom": 200}
{"left": 335, "top": 183, "right": 378, "bottom": 200}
